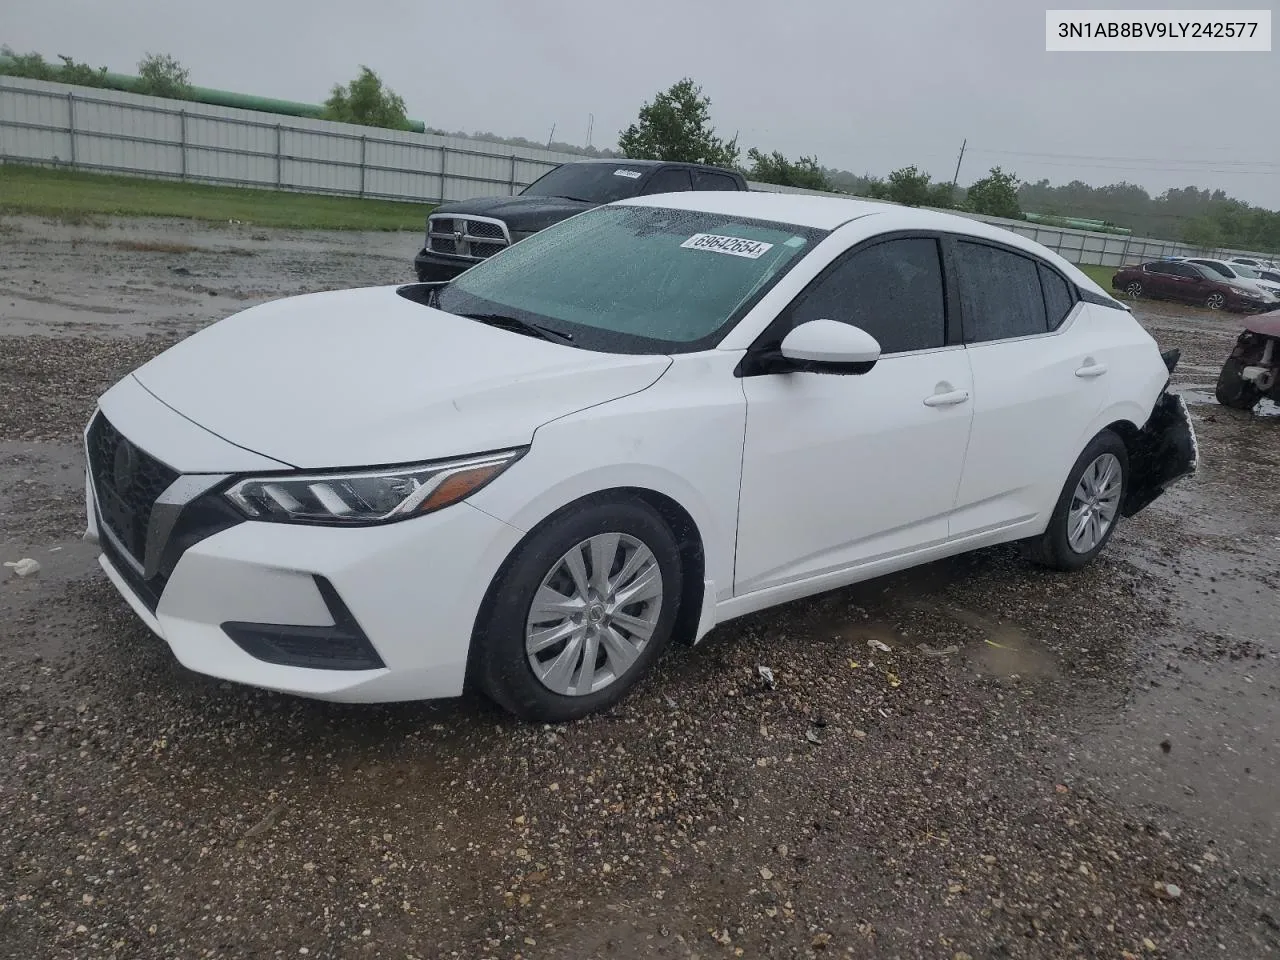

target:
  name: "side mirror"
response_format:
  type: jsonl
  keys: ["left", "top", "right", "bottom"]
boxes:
{"left": 776, "top": 319, "right": 881, "bottom": 374}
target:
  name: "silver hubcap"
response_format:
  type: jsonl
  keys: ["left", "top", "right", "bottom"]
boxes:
{"left": 525, "top": 533, "right": 664, "bottom": 697}
{"left": 1067, "top": 453, "right": 1122, "bottom": 554}
{"left": 1126, "top": 282, "right": 1142, "bottom": 297}
{"left": 1207, "top": 294, "right": 1224, "bottom": 309}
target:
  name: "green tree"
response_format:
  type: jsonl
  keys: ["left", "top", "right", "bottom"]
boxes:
{"left": 885, "top": 165, "right": 934, "bottom": 206}
{"left": 966, "top": 166, "right": 1022, "bottom": 219}
{"left": 861, "top": 177, "right": 891, "bottom": 201}
{"left": 323, "top": 66, "right": 411, "bottom": 130}
{"left": 618, "top": 78, "right": 738, "bottom": 167}
{"left": 56, "top": 54, "right": 109, "bottom": 88}
{"left": 926, "top": 181, "right": 957, "bottom": 209}
{"left": 745, "top": 148, "right": 831, "bottom": 191}
{"left": 136, "top": 52, "right": 191, "bottom": 99}
{"left": 1183, "top": 216, "right": 1222, "bottom": 250}
{"left": 0, "top": 47, "right": 109, "bottom": 87}
{"left": 0, "top": 46, "right": 55, "bottom": 80}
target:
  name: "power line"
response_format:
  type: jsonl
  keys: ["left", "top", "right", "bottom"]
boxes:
{"left": 979, "top": 157, "right": 1279, "bottom": 176}
{"left": 970, "top": 147, "right": 1280, "bottom": 169}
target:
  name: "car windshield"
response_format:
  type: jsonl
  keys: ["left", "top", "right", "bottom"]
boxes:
{"left": 519, "top": 163, "right": 655, "bottom": 204}
{"left": 431, "top": 204, "right": 825, "bottom": 353}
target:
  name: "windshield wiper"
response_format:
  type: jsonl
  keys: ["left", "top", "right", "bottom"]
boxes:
{"left": 462, "top": 313, "right": 575, "bottom": 344}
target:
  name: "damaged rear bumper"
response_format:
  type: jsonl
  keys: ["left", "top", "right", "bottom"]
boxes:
{"left": 1121, "top": 390, "right": 1198, "bottom": 517}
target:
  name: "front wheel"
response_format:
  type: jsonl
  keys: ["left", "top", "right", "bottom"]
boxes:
{"left": 471, "top": 498, "right": 683, "bottom": 722}
{"left": 1022, "top": 431, "right": 1129, "bottom": 572}
{"left": 1215, "top": 357, "right": 1262, "bottom": 410}
{"left": 1205, "top": 292, "right": 1227, "bottom": 310}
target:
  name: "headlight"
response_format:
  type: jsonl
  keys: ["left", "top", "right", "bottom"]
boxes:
{"left": 1229, "top": 286, "right": 1252, "bottom": 296}
{"left": 223, "top": 449, "right": 525, "bottom": 525}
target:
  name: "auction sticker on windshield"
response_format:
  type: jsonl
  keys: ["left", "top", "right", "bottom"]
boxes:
{"left": 681, "top": 234, "right": 775, "bottom": 259}
{"left": 613, "top": 169, "right": 643, "bottom": 178}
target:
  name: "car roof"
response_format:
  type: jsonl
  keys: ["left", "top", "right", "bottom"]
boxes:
{"left": 563, "top": 158, "right": 735, "bottom": 172}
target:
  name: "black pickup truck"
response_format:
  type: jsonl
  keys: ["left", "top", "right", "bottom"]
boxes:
{"left": 413, "top": 158, "right": 749, "bottom": 282}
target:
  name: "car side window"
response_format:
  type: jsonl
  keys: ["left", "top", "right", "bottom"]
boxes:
{"left": 1168, "top": 263, "right": 1201, "bottom": 278}
{"left": 785, "top": 237, "right": 946, "bottom": 354}
{"left": 1038, "top": 264, "right": 1075, "bottom": 329}
{"left": 954, "top": 241, "right": 1047, "bottom": 342}
{"left": 641, "top": 168, "right": 693, "bottom": 195}
{"left": 1194, "top": 260, "right": 1233, "bottom": 278}
{"left": 693, "top": 171, "right": 739, "bottom": 191}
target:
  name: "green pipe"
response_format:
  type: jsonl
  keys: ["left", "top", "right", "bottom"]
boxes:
{"left": 0, "top": 56, "right": 426, "bottom": 132}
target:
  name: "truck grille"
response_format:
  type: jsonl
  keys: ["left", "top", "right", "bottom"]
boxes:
{"left": 427, "top": 215, "right": 511, "bottom": 261}
{"left": 86, "top": 412, "right": 179, "bottom": 564}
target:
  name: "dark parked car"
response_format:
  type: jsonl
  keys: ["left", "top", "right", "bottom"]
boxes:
{"left": 1111, "top": 259, "right": 1273, "bottom": 313}
{"left": 413, "top": 159, "right": 749, "bottom": 282}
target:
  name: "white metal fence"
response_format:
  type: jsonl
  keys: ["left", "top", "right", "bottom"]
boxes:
{"left": 1, "top": 75, "right": 1273, "bottom": 267}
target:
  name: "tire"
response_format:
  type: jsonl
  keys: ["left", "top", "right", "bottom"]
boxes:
{"left": 1021, "top": 430, "right": 1129, "bottom": 573}
{"left": 1205, "top": 292, "right": 1227, "bottom": 310}
{"left": 471, "top": 498, "right": 683, "bottom": 722}
{"left": 1124, "top": 280, "right": 1143, "bottom": 298}
{"left": 1215, "top": 357, "right": 1262, "bottom": 411}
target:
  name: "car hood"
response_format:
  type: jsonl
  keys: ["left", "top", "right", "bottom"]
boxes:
{"left": 432, "top": 195, "right": 595, "bottom": 232}
{"left": 130, "top": 286, "right": 671, "bottom": 469}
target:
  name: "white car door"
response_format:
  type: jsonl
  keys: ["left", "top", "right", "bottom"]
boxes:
{"left": 945, "top": 238, "right": 1110, "bottom": 538}
{"left": 734, "top": 235, "right": 975, "bottom": 596}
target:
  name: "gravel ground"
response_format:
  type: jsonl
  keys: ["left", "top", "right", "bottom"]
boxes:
{"left": 0, "top": 215, "right": 1276, "bottom": 960}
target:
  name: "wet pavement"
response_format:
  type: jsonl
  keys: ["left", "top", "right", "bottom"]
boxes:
{"left": 0, "top": 214, "right": 1276, "bottom": 959}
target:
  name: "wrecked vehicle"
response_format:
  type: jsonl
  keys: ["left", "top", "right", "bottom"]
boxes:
{"left": 1216, "top": 311, "right": 1280, "bottom": 412}
{"left": 83, "top": 193, "right": 1196, "bottom": 723}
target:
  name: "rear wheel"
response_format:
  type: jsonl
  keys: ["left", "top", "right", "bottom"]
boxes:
{"left": 1124, "top": 280, "right": 1143, "bottom": 298}
{"left": 1205, "top": 292, "right": 1227, "bottom": 310}
{"left": 472, "top": 498, "right": 682, "bottom": 722}
{"left": 1215, "top": 357, "right": 1262, "bottom": 410}
{"left": 1022, "top": 431, "right": 1128, "bottom": 572}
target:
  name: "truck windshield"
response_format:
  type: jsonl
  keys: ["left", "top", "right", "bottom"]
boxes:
{"left": 520, "top": 164, "right": 658, "bottom": 204}
{"left": 430, "top": 205, "right": 825, "bottom": 354}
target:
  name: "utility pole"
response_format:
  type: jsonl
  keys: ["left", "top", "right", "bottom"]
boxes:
{"left": 951, "top": 138, "right": 967, "bottom": 186}
{"left": 586, "top": 113, "right": 594, "bottom": 148}
{"left": 546, "top": 123, "right": 556, "bottom": 148}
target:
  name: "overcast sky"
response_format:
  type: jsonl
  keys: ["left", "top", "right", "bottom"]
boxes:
{"left": 7, "top": 0, "right": 1280, "bottom": 207}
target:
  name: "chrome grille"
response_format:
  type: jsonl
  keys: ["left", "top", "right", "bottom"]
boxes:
{"left": 426, "top": 215, "right": 511, "bottom": 261}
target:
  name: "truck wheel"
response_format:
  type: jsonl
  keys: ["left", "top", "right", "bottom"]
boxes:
{"left": 1215, "top": 358, "right": 1262, "bottom": 411}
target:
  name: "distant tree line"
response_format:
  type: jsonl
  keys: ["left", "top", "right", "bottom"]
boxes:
{"left": 615, "top": 78, "right": 1025, "bottom": 219}
{"left": 3, "top": 51, "right": 1273, "bottom": 252}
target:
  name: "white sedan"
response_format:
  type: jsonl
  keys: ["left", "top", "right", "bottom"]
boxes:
{"left": 84, "top": 192, "right": 1197, "bottom": 721}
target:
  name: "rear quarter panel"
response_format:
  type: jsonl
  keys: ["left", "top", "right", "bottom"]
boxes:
{"left": 1073, "top": 302, "right": 1169, "bottom": 453}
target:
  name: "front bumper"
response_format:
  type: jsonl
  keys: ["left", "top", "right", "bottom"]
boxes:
{"left": 85, "top": 396, "right": 526, "bottom": 703}
{"left": 413, "top": 248, "right": 476, "bottom": 283}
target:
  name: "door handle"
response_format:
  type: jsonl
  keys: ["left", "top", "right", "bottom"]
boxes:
{"left": 1075, "top": 361, "right": 1108, "bottom": 378}
{"left": 923, "top": 389, "right": 970, "bottom": 407}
